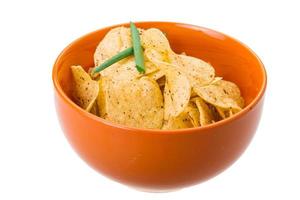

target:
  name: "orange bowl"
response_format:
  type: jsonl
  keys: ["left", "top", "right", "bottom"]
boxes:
{"left": 52, "top": 22, "right": 267, "bottom": 191}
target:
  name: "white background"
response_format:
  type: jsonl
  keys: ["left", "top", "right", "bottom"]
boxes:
{"left": 0, "top": 0, "right": 299, "bottom": 199}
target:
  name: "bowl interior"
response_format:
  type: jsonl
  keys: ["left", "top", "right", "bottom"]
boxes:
{"left": 54, "top": 22, "right": 265, "bottom": 109}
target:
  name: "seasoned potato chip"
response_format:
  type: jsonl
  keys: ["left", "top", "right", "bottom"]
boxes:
{"left": 193, "top": 97, "right": 214, "bottom": 126}
{"left": 207, "top": 103, "right": 222, "bottom": 122}
{"left": 94, "top": 27, "right": 136, "bottom": 76}
{"left": 156, "top": 75, "right": 166, "bottom": 87}
{"left": 216, "top": 106, "right": 236, "bottom": 119}
{"left": 94, "top": 27, "right": 125, "bottom": 66}
{"left": 143, "top": 35, "right": 215, "bottom": 86}
{"left": 190, "top": 89, "right": 198, "bottom": 98}
{"left": 71, "top": 65, "right": 99, "bottom": 111}
{"left": 162, "top": 114, "right": 193, "bottom": 130}
{"left": 186, "top": 103, "right": 200, "bottom": 127}
{"left": 147, "top": 69, "right": 165, "bottom": 81}
{"left": 162, "top": 63, "right": 191, "bottom": 119}
{"left": 141, "top": 28, "right": 171, "bottom": 54}
{"left": 215, "top": 106, "right": 226, "bottom": 119}
{"left": 162, "top": 102, "right": 199, "bottom": 129}
{"left": 71, "top": 25, "right": 246, "bottom": 130}
{"left": 193, "top": 80, "right": 244, "bottom": 111}
{"left": 101, "top": 76, "right": 164, "bottom": 129}
{"left": 162, "top": 111, "right": 192, "bottom": 130}
{"left": 97, "top": 76, "right": 107, "bottom": 118}
{"left": 173, "top": 55, "right": 215, "bottom": 87}
{"left": 101, "top": 57, "right": 158, "bottom": 81}
{"left": 89, "top": 102, "right": 99, "bottom": 116}
{"left": 142, "top": 28, "right": 184, "bottom": 64}
{"left": 139, "top": 61, "right": 160, "bottom": 77}
{"left": 229, "top": 109, "right": 234, "bottom": 117}
{"left": 144, "top": 48, "right": 167, "bottom": 63}
{"left": 210, "top": 77, "right": 223, "bottom": 85}
{"left": 119, "top": 27, "right": 132, "bottom": 49}
{"left": 145, "top": 52, "right": 191, "bottom": 119}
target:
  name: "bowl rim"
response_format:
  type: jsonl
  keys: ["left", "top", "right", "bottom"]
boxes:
{"left": 52, "top": 21, "right": 267, "bottom": 134}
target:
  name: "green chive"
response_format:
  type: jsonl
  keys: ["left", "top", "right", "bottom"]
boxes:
{"left": 92, "top": 47, "right": 134, "bottom": 74}
{"left": 130, "top": 22, "right": 145, "bottom": 73}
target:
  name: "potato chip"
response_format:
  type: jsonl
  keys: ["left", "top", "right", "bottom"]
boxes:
{"left": 71, "top": 65, "right": 99, "bottom": 111}
{"left": 173, "top": 55, "right": 215, "bottom": 87}
{"left": 210, "top": 77, "right": 223, "bottom": 85}
{"left": 144, "top": 48, "right": 167, "bottom": 62}
{"left": 162, "top": 113, "right": 193, "bottom": 130}
{"left": 143, "top": 28, "right": 187, "bottom": 64}
{"left": 147, "top": 69, "right": 165, "bottom": 81}
{"left": 193, "top": 80, "right": 244, "bottom": 111}
{"left": 193, "top": 97, "right": 214, "bottom": 126}
{"left": 190, "top": 89, "right": 198, "bottom": 98}
{"left": 162, "top": 63, "right": 191, "bottom": 119}
{"left": 229, "top": 109, "right": 234, "bottom": 117}
{"left": 145, "top": 48, "right": 214, "bottom": 89}
{"left": 207, "top": 103, "right": 222, "bottom": 122}
{"left": 138, "top": 61, "right": 160, "bottom": 77}
{"left": 72, "top": 25, "right": 246, "bottom": 130}
{"left": 215, "top": 106, "right": 226, "bottom": 119}
{"left": 156, "top": 75, "right": 166, "bottom": 87}
{"left": 162, "top": 102, "right": 200, "bottom": 129}
{"left": 215, "top": 106, "right": 237, "bottom": 119}
{"left": 141, "top": 28, "right": 171, "bottom": 55}
{"left": 101, "top": 76, "right": 164, "bottom": 129}
{"left": 145, "top": 49, "right": 191, "bottom": 119}
{"left": 89, "top": 102, "right": 99, "bottom": 116}
{"left": 186, "top": 102, "right": 200, "bottom": 127}
{"left": 162, "top": 110, "right": 191, "bottom": 130}
{"left": 102, "top": 57, "right": 158, "bottom": 81}
{"left": 97, "top": 76, "right": 107, "bottom": 118}
{"left": 94, "top": 27, "right": 136, "bottom": 77}
{"left": 94, "top": 27, "right": 123, "bottom": 66}
{"left": 119, "top": 27, "right": 132, "bottom": 49}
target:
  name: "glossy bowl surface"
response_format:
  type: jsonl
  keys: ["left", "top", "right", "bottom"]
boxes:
{"left": 53, "top": 22, "right": 266, "bottom": 191}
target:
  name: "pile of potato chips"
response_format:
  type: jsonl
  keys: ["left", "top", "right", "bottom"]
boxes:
{"left": 71, "top": 27, "right": 244, "bottom": 130}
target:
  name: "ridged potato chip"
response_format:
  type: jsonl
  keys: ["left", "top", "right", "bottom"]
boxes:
{"left": 71, "top": 65, "right": 99, "bottom": 111}
{"left": 193, "top": 80, "right": 244, "bottom": 112}
{"left": 100, "top": 75, "right": 164, "bottom": 129}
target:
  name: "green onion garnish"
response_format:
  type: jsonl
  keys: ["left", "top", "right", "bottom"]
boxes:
{"left": 130, "top": 22, "right": 145, "bottom": 73}
{"left": 92, "top": 47, "right": 134, "bottom": 74}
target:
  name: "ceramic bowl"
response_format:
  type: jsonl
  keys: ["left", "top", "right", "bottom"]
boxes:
{"left": 52, "top": 22, "right": 267, "bottom": 191}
